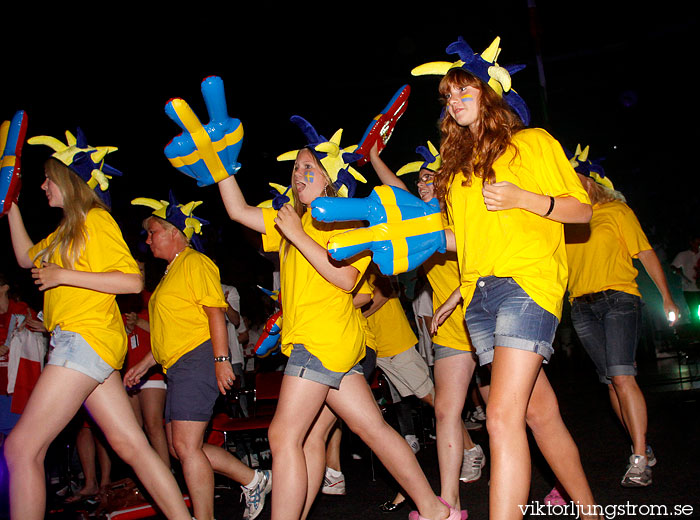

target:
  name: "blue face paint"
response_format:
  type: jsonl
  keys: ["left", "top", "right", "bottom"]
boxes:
{"left": 304, "top": 170, "right": 315, "bottom": 183}
{"left": 460, "top": 94, "right": 474, "bottom": 103}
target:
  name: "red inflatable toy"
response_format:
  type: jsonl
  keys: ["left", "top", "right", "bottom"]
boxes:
{"left": 354, "top": 85, "right": 410, "bottom": 166}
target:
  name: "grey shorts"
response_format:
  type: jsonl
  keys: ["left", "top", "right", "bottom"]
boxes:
{"left": 47, "top": 326, "right": 114, "bottom": 383}
{"left": 433, "top": 342, "right": 473, "bottom": 362}
{"left": 165, "top": 339, "right": 219, "bottom": 423}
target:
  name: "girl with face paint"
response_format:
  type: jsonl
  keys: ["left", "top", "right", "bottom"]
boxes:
{"left": 217, "top": 144, "right": 460, "bottom": 520}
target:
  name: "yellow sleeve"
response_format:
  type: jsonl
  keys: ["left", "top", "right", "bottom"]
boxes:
{"left": 261, "top": 207, "right": 282, "bottom": 252}
{"left": 617, "top": 204, "right": 652, "bottom": 258}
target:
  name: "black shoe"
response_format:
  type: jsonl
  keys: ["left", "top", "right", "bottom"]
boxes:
{"left": 379, "top": 498, "right": 406, "bottom": 513}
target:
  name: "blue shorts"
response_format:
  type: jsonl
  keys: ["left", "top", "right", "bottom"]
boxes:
{"left": 570, "top": 290, "right": 641, "bottom": 384}
{"left": 465, "top": 276, "right": 558, "bottom": 366}
{"left": 433, "top": 342, "right": 472, "bottom": 362}
{"left": 47, "top": 326, "right": 114, "bottom": 383}
{"left": 284, "top": 344, "right": 361, "bottom": 389}
{"left": 165, "top": 339, "right": 219, "bottom": 423}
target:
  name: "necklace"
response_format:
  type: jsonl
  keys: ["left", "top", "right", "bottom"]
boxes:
{"left": 164, "top": 247, "right": 187, "bottom": 275}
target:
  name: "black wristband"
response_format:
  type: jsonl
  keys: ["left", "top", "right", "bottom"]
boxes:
{"left": 214, "top": 356, "right": 230, "bottom": 363}
{"left": 543, "top": 196, "right": 555, "bottom": 217}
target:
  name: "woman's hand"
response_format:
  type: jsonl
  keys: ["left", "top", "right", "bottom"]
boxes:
{"left": 24, "top": 315, "right": 46, "bottom": 333}
{"left": 31, "top": 262, "right": 65, "bottom": 291}
{"left": 123, "top": 352, "right": 157, "bottom": 388}
{"left": 215, "top": 361, "right": 236, "bottom": 395}
{"left": 482, "top": 181, "right": 525, "bottom": 211}
{"left": 125, "top": 312, "right": 138, "bottom": 334}
{"left": 430, "top": 287, "right": 462, "bottom": 335}
{"left": 274, "top": 204, "right": 305, "bottom": 244}
{"left": 0, "top": 345, "right": 9, "bottom": 357}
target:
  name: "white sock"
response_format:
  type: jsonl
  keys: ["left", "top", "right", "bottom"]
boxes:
{"left": 326, "top": 467, "right": 343, "bottom": 478}
{"left": 244, "top": 470, "right": 261, "bottom": 489}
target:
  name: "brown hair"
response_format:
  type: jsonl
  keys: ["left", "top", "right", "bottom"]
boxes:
{"left": 33, "top": 158, "right": 110, "bottom": 268}
{"left": 435, "top": 68, "right": 524, "bottom": 206}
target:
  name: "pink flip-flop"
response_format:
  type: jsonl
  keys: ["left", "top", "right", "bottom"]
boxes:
{"left": 408, "top": 497, "right": 465, "bottom": 520}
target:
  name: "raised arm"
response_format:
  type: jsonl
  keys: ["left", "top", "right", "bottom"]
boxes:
{"left": 7, "top": 203, "right": 36, "bottom": 269}
{"left": 369, "top": 143, "right": 408, "bottom": 192}
{"left": 218, "top": 176, "right": 265, "bottom": 234}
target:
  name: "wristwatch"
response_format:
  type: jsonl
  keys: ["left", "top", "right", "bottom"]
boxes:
{"left": 213, "top": 356, "right": 231, "bottom": 362}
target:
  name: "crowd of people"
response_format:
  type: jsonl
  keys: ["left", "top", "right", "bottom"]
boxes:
{"left": 1, "top": 33, "right": 697, "bottom": 520}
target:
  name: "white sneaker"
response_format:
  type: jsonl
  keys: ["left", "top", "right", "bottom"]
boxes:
{"left": 321, "top": 467, "right": 346, "bottom": 495}
{"left": 405, "top": 434, "right": 420, "bottom": 454}
{"left": 621, "top": 455, "right": 652, "bottom": 487}
{"left": 241, "top": 469, "right": 272, "bottom": 520}
{"left": 460, "top": 444, "right": 486, "bottom": 482}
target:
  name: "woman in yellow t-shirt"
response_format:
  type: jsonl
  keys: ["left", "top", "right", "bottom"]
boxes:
{"left": 123, "top": 196, "right": 270, "bottom": 520}
{"left": 368, "top": 143, "right": 484, "bottom": 514}
{"left": 216, "top": 119, "right": 458, "bottom": 520}
{"left": 4, "top": 132, "right": 191, "bottom": 520}
{"left": 565, "top": 150, "right": 678, "bottom": 487}
{"left": 415, "top": 37, "right": 600, "bottom": 519}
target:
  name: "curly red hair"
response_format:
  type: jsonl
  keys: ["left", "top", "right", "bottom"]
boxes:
{"left": 435, "top": 68, "right": 524, "bottom": 206}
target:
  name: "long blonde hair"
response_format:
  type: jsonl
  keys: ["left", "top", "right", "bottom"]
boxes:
{"left": 586, "top": 179, "right": 626, "bottom": 205}
{"left": 33, "top": 158, "right": 109, "bottom": 268}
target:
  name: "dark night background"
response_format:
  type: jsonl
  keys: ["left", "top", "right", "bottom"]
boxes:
{"left": 2, "top": 3, "right": 697, "bottom": 310}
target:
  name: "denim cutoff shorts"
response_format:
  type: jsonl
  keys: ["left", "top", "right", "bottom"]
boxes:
{"left": 570, "top": 290, "right": 641, "bottom": 384}
{"left": 285, "top": 344, "right": 361, "bottom": 389}
{"left": 465, "top": 276, "right": 558, "bottom": 366}
{"left": 47, "top": 325, "right": 114, "bottom": 383}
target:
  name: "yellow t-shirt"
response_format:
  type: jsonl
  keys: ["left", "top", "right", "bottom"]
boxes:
{"left": 148, "top": 247, "right": 227, "bottom": 371}
{"left": 366, "top": 274, "right": 418, "bottom": 358}
{"left": 423, "top": 250, "right": 473, "bottom": 351}
{"left": 447, "top": 128, "right": 590, "bottom": 320}
{"left": 354, "top": 274, "right": 377, "bottom": 352}
{"left": 261, "top": 208, "right": 371, "bottom": 372}
{"left": 28, "top": 207, "right": 140, "bottom": 369}
{"left": 565, "top": 201, "right": 651, "bottom": 300}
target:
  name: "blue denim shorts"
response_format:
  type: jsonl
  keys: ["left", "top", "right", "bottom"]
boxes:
{"left": 465, "top": 276, "right": 558, "bottom": 366}
{"left": 570, "top": 290, "right": 641, "bottom": 384}
{"left": 165, "top": 339, "right": 219, "bottom": 423}
{"left": 47, "top": 326, "right": 114, "bottom": 383}
{"left": 285, "top": 344, "right": 361, "bottom": 389}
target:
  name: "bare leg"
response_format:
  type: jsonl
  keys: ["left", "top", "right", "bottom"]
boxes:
{"left": 168, "top": 420, "right": 215, "bottom": 520}
{"left": 85, "top": 372, "right": 191, "bottom": 520}
{"left": 267, "top": 375, "right": 329, "bottom": 520}
{"left": 608, "top": 375, "right": 648, "bottom": 455}
{"left": 300, "top": 406, "right": 338, "bottom": 520}
{"left": 4, "top": 365, "right": 100, "bottom": 519}
{"left": 201, "top": 442, "right": 256, "bottom": 485}
{"left": 525, "top": 369, "right": 597, "bottom": 513}
{"left": 73, "top": 426, "right": 101, "bottom": 497}
{"left": 94, "top": 434, "right": 112, "bottom": 490}
{"left": 324, "top": 421, "right": 342, "bottom": 472}
{"left": 138, "top": 387, "right": 171, "bottom": 468}
{"left": 327, "top": 373, "right": 450, "bottom": 520}
{"left": 486, "top": 347, "right": 547, "bottom": 520}
{"left": 433, "top": 352, "right": 475, "bottom": 510}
